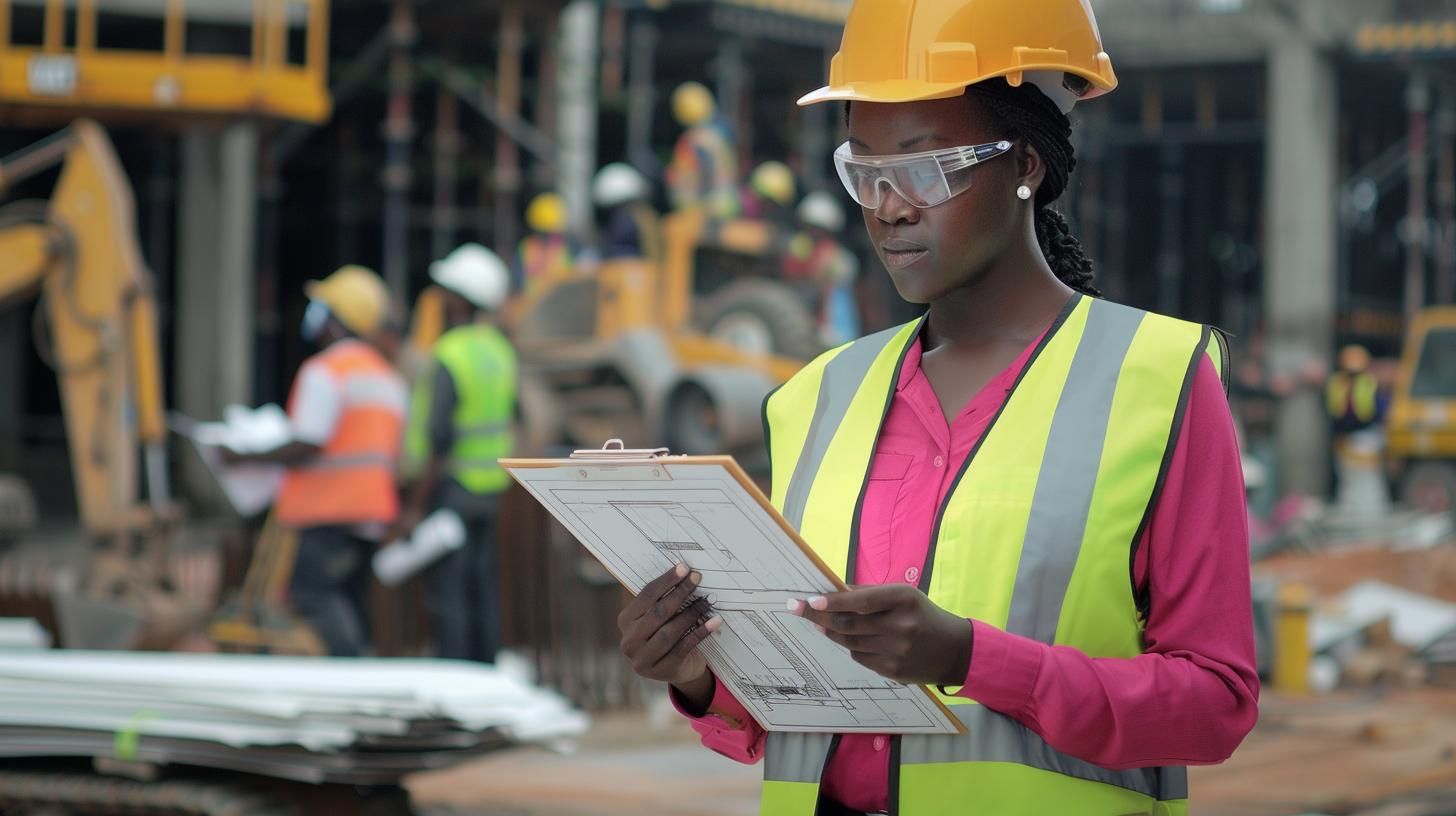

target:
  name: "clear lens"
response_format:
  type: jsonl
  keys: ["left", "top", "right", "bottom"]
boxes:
{"left": 833, "top": 140, "right": 1011, "bottom": 211}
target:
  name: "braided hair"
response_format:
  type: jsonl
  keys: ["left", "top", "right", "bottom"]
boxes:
{"left": 965, "top": 79, "right": 1101, "bottom": 297}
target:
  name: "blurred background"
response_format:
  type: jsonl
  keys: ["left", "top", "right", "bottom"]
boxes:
{"left": 2, "top": 0, "right": 1456, "bottom": 814}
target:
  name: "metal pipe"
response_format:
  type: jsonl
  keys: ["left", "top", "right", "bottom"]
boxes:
{"left": 308, "top": 0, "right": 330, "bottom": 81}
{"left": 43, "top": 0, "right": 61, "bottom": 53}
{"left": 1157, "top": 143, "right": 1184, "bottom": 314}
{"left": 165, "top": 0, "right": 184, "bottom": 59}
{"left": 432, "top": 43, "right": 461, "bottom": 261}
{"left": 381, "top": 0, "right": 417, "bottom": 298}
{"left": 1406, "top": 74, "right": 1430, "bottom": 320}
{"left": 0, "top": 128, "right": 74, "bottom": 193}
{"left": 625, "top": 18, "right": 658, "bottom": 173}
{"left": 495, "top": 5, "right": 525, "bottom": 257}
{"left": 76, "top": 0, "right": 95, "bottom": 54}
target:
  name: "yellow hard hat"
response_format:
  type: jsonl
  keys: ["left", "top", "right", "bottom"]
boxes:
{"left": 750, "top": 162, "right": 797, "bottom": 207}
{"left": 305, "top": 265, "right": 391, "bottom": 338}
{"left": 1339, "top": 344, "right": 1371, "bottom": 373}
{"left": 526, "top": 193, "right": 567, "bottom": 234}
{"left": 797, "top": 0, "right": 1118, "bottom": 111}
{"left": 672, "top": 82, "right": 716, "bottom": 127}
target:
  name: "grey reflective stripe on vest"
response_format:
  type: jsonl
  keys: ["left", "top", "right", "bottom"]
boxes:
{"left": 1003, "top": 300, "right": 1145, "bottom": 644}
{"left": 763, "top": 732, "right": 836, "bottom": 783}
{"left": 341, "top": 373, "right": 409, "bottom": 414}
{"left": 457, "top": 420, "right": 511, "bottom": 438}
{"left": 900, "top": 705, "right": 1187, "bottom": 800}
{"left": 780, "top": 325, "right": 906, "bottom": 530}
{"left": 301, "top": 452, "right": 395, "bottom": 471}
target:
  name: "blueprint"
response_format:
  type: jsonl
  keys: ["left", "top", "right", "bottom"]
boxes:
{"left": 505, "top": 460, "right": 961, "bottom": 735}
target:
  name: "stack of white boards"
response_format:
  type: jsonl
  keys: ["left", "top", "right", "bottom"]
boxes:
{"left": 0, "top": 651, "right": 589, "bottom": 785}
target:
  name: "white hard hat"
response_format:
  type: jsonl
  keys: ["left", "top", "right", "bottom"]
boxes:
{"left": 429, "top": 243, "right": 510, "bottom": 310}
{"left": 593, "top": 163, "right": 649, "bottom": 208}
{"left": 798, "top": 192, "right": 845, "bottom": 233}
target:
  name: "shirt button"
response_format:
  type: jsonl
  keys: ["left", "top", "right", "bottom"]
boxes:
{"left": 905, "top": 567, "right": 920, "bottom": 583}
{"left": 933, "top": 455, "right": 944, "bottom": 468}
{"left": 873, "top": 736, "right": 886, "bottom": 752}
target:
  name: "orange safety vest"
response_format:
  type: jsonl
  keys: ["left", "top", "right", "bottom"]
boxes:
{"left": 275, "top": 340, "right": 408, "bottom": 528}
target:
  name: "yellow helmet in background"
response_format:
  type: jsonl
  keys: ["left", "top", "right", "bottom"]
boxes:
{"left": 1339, "top": 344, "right": 1372, "bottom": 374}
{"left": 305, "top": 264, "right": 391, "bottom": 338}
{"left": 797, "top": 0, "right": 1117, "bottom": 112}
{"left": 526, "top": 193, "right": 568, "bottom": 234}
{"left": 672, "top": 82, "right": 716, "bottom": 127}
{"left": 749, "top": 162, "right": 797, "bottom": 207}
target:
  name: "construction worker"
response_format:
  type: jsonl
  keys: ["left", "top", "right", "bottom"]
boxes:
{"left": 393, "top": 244, "right": 517, "bottom": 664}
{"left": 224, "top": 265, "right": 407, "bottom": 658}
{"left": 516, "top": 192, "right": 573, "bottom": 293}
{"left": 665, "top": 81, "right": 740, "bottom": 219}
{"left": 1327, "top": 344, "right": 1384, "bottom": 436}
{"left": 618, "top": 0, "right": 1257, "bottom": 813}
{"left": 785, "top": 191, "right": 860, "bottom": 346}
{"left": 593, "top": 162, "right": 661, "bottom": 261}
{"left": 740, "top": 161, "right": 797, "bottom": 226}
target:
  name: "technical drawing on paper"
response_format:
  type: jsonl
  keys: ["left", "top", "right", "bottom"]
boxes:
{"left": 504, "top": 460, "right": 961, "bottom": 735}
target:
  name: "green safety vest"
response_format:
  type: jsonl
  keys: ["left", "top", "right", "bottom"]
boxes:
{"left": 405, "top": 323, "right": 517, "bottom": 495}
{"left": 1326, "top": 371, "right": 1379, "bottom": 424}
{"left": 760, "top": 295, "right": 1226, "bottom": 816}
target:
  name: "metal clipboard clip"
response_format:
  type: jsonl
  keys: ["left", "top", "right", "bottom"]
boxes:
{"left": 568, "top": 438, "right": 671, "bottom": 461}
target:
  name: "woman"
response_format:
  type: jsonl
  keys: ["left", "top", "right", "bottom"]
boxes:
{"left": 616, "top": 1, "right": 1258, "bottom": 813}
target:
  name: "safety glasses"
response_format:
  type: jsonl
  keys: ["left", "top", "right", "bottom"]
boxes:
{"left": 833, "top": 139, "right": 1013, "bottom": 210}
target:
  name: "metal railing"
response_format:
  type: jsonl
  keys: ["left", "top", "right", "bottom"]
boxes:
{"left": 0, "top": 0, "right": 330, "bottom": 122}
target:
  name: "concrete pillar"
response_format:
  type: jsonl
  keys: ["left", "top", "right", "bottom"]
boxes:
{"left": 557, "top": 0, "right": 599, "bottom": 236}
{"left": 176, "top": 125, "right": 257, "bottom": 493}
{"left": 1263, "top": 38, "right": 1338, "bottom": 496}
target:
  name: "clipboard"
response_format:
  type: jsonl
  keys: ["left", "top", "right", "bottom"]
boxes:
{"left": 503, "top": 440, "right": 964, "bottom": 735}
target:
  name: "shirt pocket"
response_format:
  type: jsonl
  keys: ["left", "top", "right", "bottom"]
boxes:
{"left": 858, "top": 451, "right": 913, "bottom": 583}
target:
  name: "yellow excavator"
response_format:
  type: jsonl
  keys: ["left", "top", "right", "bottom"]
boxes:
{"left": 0, "top": 119, "right": 204, "bottom": 650}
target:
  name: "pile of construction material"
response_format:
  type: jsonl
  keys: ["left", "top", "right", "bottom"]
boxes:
{"left": 1255, "top": 544, "right": 1456, "bottom": 692}
{"left": 0, "top": 650, "right": 589, "bottom": 785}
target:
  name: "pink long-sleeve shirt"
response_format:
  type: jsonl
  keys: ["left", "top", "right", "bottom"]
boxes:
{"left": 674, "top": 327, "right": 1261, "bottom": 813}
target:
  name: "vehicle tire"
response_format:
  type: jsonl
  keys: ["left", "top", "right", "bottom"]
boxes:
{"left": 663, "top": 383, "right": 722, "bottom": 456}
{"left": 1401, "top": 461, "right": 1456, "bottom": 515}
{"left": 697, "top": 279, "right": 822, "bottom": 361}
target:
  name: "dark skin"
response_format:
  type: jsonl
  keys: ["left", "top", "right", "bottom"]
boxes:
{"left": 218, "top": 320, "right": 350, "bottom": 468}
{"left": 384, "top": 290, "right": 486, "bottom": 544}
{"left": 619, "top": 95, "right": 1075, "bottom": 711}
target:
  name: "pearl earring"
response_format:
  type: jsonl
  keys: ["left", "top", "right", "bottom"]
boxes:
{"left": 1016, "top": 185, "right": 1032, "bottom": 201}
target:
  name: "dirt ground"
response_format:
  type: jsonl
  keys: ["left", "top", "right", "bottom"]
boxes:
{"left": 408, "top": 689, "right": 1456, "bottom": 816}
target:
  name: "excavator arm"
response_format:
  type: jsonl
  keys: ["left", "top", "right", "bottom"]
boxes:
{"left": 0, "top": 120, "right": 169, "bottom": 540}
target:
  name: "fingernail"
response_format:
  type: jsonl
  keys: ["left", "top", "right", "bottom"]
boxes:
{"left": 786, "top": 599, "right": 803, "bottom": 613}
{"left": 675, "top": 563, "right": 688, "bottom": 577}
{"left": 690, "top": 571, "right": 701, "bottom": 585}
{"left": 705, "top": 616, "right": 722, "bottom": 632}
{"left": 808, "top": 596, "right": 828, "bottom": 611}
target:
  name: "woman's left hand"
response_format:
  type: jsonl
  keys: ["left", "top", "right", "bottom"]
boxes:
{"left": 790, "top": 585, "right": 972, "bottom": 686}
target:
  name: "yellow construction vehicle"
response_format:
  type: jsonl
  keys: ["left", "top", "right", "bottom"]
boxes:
{"left": 1388, "top": 306, "right": 1456, "bottom": 514}
{"left": 454, "top": 208, "right": 808, "bottom": 458}
{"left": 0, "top": 119, "right": 201, "bottom": 649}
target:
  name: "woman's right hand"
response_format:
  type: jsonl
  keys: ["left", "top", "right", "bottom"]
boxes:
{"left": 618, "top": 564, "right": 722, "bottom": 706}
